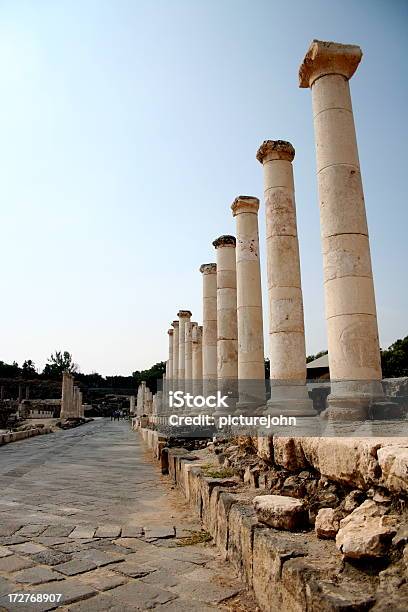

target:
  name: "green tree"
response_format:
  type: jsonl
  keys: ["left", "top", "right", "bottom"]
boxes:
{"left": 42, "top": 351, "right": 78, "bottom": 378}
{"left": 306, "top": 350, "right": 328, "bottom": 364}
{"left": 381, "top": 336, "right": 408, "bottom": 378}
{"left": 0, "top": 361, "right": 20, "bottom": 377}
{"left": 132, "top": 361, "right": 166, "bottom": 393}
{"left": 21, "top": 360, "right": 37, "bottom": 378}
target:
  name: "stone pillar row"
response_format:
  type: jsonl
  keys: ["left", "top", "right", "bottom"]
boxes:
{"left": 151, "top": 39, "right": 382, "bottom": 422}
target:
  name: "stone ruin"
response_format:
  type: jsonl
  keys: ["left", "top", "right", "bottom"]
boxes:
{"left": 132, "top": 40, "right": 408, "bottom": 612}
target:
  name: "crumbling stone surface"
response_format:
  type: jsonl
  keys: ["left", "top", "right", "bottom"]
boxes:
{"left": 315, "top": 508, "right": 339, "bottom": 539}
{"left": 378, "top": 445, "right": 408, "bottom": 493}
{"left": 336, "top": 500, "right": 398, "bottom": 559}
{"left": 253, "top": 494, "right": 307, "bottom": 530}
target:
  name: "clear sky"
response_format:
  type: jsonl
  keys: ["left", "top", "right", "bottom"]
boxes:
{"left": 1, "top": 0, "right": 407, "bottom": 376}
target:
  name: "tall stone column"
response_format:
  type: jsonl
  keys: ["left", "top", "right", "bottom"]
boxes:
{"left": 257, "top": 140, "right": 315, "bottom": 416}
{"left": 78, "top": 391, "right": 84, "bottom": 418}
{"left": 61, "top": 372, "right": 74, "bottom": 419}
{"left": 185, "top": 321, "right": 194, "bottom": 395}
{"left": 299, "top": 40, "right": 383, "bottom": 418}
{"left": 192, "top": 323, "right": 203, "bottom": 397}
{"left": 172, "top": 321, "right": 179, "bottom": 391}
{"left": 213, "top": 235, "right": 238, "bottom": 414}
{"left": 177, "top": 310, "right": 192, "bottom": 392}
{"left": 231, "top": 196, "right": 265, "bottom": 408}
{"left": 200, "top": 263, "right": 217, "bottom": 401}
{"left": 167, "top": 329, "right": 174, "bottom": 393}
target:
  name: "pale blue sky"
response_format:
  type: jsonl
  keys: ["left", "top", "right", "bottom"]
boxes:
{"left": 1, "top": 0, "right": 407, "bottom": 376}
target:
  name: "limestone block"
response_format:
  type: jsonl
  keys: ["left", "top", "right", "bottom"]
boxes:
{"left": 315, "top": 508, "right": 339, "bottom": 539}
{"left": 253, "top": 495, "right": 306, "bottom": 530}
{"left": 188, "top": 466, "right": 204, "bottom": 518}
{"left": 318, "top": 165, "right": 368, "bottom": 237}
{"left": 377, "top": 445, "right": 408, "bottom": 493}
{"left": 236, "top": 261, "right": 263, "bottom": 307}
{"left": 325, "top": 275, "right": 377, "bottom": 318}
{"left": 268, "top": 287, "right": 304, "bottom": 333}
{"left": 327, "top": 314, "right": 382, "bottom": 380}
{"left": 252, "top": 528, "right": 309, "bottom": 612}
{"left": 314, "top": 107, "right": 359, "bottom": 170}
{"left": 265, "top": 189, "right": 297, "bottom": 237}
{"left": 273, "top": 437, "right": 308, "bottom": 470}
{"left": 311, "top": 73, "right": 352, "bottom": 115}
{"left": 200, "top": 477, "right": 237, "bottom": 532}
{"left": 269, "top": 332, "right": 307, "bottom": 381}
{"left": 216, "top": 491, "right": 239, "bottom": 556}
{"left": 336, "top": 500, "right": 398, "bottom": 559}
{"left": 263, "top": 159, "right": 293, "bottom": 191}
{"left": 322, "top": 234, "right": 373, "bottom": 282}
{"left": 266, "top": 237, "right": 301, "bottom": 289}
{"left": 227, "top": 503, "right": 258, "bottom": 586}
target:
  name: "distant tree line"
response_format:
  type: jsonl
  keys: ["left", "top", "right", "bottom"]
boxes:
{"left": 1, "top": 337, "right": 407, "bottom": 387}
{"left": 0, "top": 350, "right": 166, "bottom": 392}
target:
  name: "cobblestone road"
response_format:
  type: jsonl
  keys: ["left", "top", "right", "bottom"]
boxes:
{"left": 0, "top": 419, "right": 253, "bottom": 611}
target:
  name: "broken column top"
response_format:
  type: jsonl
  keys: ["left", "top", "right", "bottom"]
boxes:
{"left": 177, "top": 310, "right": 192, "bottom": 318}
{"left": 231, "top": 195, "right": 259, "bottom": 216}
{"left": 256, "top": 140, "right": 295, "bottom": 163}
{"left": 199, "top": 263, "right": 217, "bottom": 274}
{"left": 212, "top": 235, "right": 236, "bottom": 248}
{"left": 299, "top": 39, "right": 363, "bottom": 88}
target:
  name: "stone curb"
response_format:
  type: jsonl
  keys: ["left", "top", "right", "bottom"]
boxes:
{"left": 137, "top": 426, "right": 377, "bottom": 611}
{"left": 0, "top": 426, "right": 53, "bottom": 446}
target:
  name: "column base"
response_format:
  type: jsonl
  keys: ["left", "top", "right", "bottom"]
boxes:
{"left": 267, "top": 383, "right": 316, "bottom": 417}
{"left": 266, "top": 398, "right": 316, "bottom": 417}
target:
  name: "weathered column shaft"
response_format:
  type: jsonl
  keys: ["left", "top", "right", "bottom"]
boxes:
{"left": 257, "top": 140, "right": 315, "bottom": 415}
{"left": 192, "top": 323, "right": 203, "bottom": 397}
{"left": 177, "top": 310, "right": 192, "bottom": 386}
{"left": 200, "top": 264, "right": 217, "bottom": 386}
{"left": 300, "top": 40, "right": 383, "bottom": 415}
{"left": 172, "top": 321, "right": 179, "bottom": 390}
{"left": 167, "top": 329, "right": 174, "bottom": 392}
{"left": 185, "top": 322, "right": 193, "bottom": 380}
{"left": 213, "top": 236, "right": 238, "bottom": 382}
{"left": 231, "top": 197, "right": 265, "bottom": 380}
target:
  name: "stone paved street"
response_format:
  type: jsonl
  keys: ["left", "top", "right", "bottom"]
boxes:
{"left": 0, "top": 420, "right": 253, "bottom": 611}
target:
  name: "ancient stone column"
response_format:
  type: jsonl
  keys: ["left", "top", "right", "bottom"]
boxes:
{"left": 200, "top": 264, "right": 217, "bottom": 400}
{"left": 257, "top": 140, "right": 315, "bottom": 416}
{"left": 137, "top": 380, "right": 146, "bottom": 415}
{"left": 231, "top": 196, "right": 265, "bottom": 408}
{"left": 185, "top": 321, "right": 194, "bottom": 396}
{"left": 213, "top": 235, "right": 238, "bottom": 414}
{"left": 61, "top": 372, "right": 75, "bottom": 419}
{"left": 177, "top": 310, "right": 192, "bottom": 400}
{"left": 78, "top": 391, "right": 84, "bottom": 418}
{"left": 192, "top": 323, "right": 203, "bottom": 397}
{"left": 299, "top": 40, "right": 383, "bottom": 418}
{"left": 172, "top": 320, "right": 179, "bottom": 391}
{"left": 167, "top": 329, "right": 174, "bottom": 392}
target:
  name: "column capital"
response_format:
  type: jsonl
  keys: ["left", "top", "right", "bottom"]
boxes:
{"left": 167, "top": 328, "right": 174, "bottom": 335}
{"left": 299, "top": 39, "right": 362, "bottom": 88}
{"left": 177, "top": 309, "right": 192, "bottom": 318}
{"left": 172, "top": 320, "right": 179, "bottom": 328}
{"left": 191, "top": 321, "right": 198, "bottom": 326}
{"left": 231, "top": 196, "right": 259, "bottom": 216}
{"left": 212, "top": 235, "right": 236, "bottom": 249}
{"left": 256, "top": 140, "right": 295, "bottom": 164}
{"left": 199, "top": 263, "right": 217, "bottom": 274}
